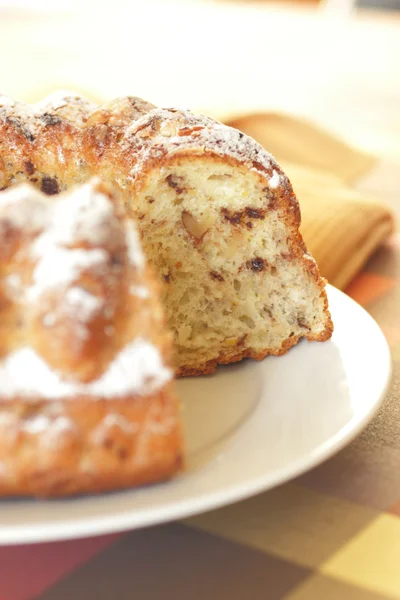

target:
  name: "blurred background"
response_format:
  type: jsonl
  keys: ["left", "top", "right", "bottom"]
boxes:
{"left": 0, "top": 0, "right": 399, "bottom": 159}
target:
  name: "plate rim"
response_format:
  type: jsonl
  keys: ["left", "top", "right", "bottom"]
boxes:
{"left": 0, "top": 285, "right": 392, "bottom": 545}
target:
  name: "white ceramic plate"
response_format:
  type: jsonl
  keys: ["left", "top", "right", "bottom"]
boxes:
{"left": 0, "top": 285, "right": 391, "bottom": 545}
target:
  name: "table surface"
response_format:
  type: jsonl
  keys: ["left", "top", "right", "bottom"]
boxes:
{"left": 1, "top": 2, "right": 400, "bottom": 599}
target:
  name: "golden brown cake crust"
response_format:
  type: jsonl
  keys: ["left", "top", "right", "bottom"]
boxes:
{"left": 0, "top": 93, "right": 333, "bottom": 377}
{"left": 0, "top": 179, "right": 182, "bottom": 497}
{"left": 0, "top": 388, "right": 182, "bottom": 497}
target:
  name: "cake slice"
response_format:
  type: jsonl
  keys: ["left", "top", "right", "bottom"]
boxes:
{"left": 0, "top": 178, "right": 182, "bottom": 497}
{"left": 122, "top": 109, "right": 334, "bottom": 375}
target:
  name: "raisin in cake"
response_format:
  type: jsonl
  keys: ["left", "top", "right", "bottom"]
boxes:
{"left": 0, "top": 178, "right": 182, "bottom": 497}
{"left": 0, "top": 93, "right": 333, "bottom": 376}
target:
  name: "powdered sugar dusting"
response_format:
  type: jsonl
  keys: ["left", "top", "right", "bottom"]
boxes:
{"left": 0, "top": 338, "right": 172, "bottom": 399}
{"left": 101, "top": 413, "right": 139, "bottom": 433}
{"left": 0, "top": 412, "right": 18, "bottom": 429}
{"left": 130, "top": 285, "right": 150, "bottom": 299}
{"left": 21, "top": 414, "right": 78, "bottom": 450}
{"left": 90, "top": 413, "right": 139, "bottom": 446}
{"left": 64, "top": 287, "right": 104, "bottom": 322}
{"left": 148, "top": 416, "right": 178, "bottom": 436}
{"left": 4, "top": 274, "right": 22, "bottom": 300}
{"left": 33, "top": 91, "right": 72, "bottom": 112}
{"left": 268, "top": 170, "right": 281, "bottom": 189}
{"left": 303, "top": 252, "right": 317, "bottom": 266}
{"left": 0, "top": 92, "right": 95, "bottom": 139}
{"left": 29, "top": 247, "right": 108, "bottom": 301}
{"left": 0, "top": 180, "right": 148, "bottom": 350}
{"left": 5, "top": 274, "right": 21, "bottom": 289}
{"left": 26, "top": 182, "right": 144, "bottom": 301}
{"left": 0, "top": 95, "right": 15, "bottom": 107}
{"left": 0, "top": 183, "right": 49, "bottom": 231}
{"left": 42, "top": 313, "right": 56, "bottom": 327}
{"left": 127, "top": 108, "right": 287, "bottom": 190}
{"left": 26, "top": 181, "right": 133, "bottom": 311}
{"left": 1, "top": 94, "right": 287, "bottom": 197}
{"left": 126, "top": 222, "right": 145, "bottom": 269}
{"left": 22, "top": 414, "right": 74, "bottom": 435}
{"left": 33, "top": 180, "right": 122, "bottom": 252}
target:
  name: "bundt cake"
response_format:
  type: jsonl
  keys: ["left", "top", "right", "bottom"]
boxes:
{"left": 0, "top": 178, "right": 182, "bottom": 497}
{"left": 0, "top": 93, "right": 333, "bottom": 376}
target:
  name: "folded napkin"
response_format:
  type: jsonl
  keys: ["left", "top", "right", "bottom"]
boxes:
{"left": 225, "top": 113, "right": 395, "bottom": 290}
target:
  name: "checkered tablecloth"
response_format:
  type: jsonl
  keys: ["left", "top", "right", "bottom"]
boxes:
{"left": 0, "top": 235, "right": 399, "bottom": 600}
